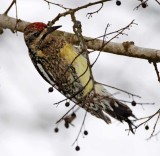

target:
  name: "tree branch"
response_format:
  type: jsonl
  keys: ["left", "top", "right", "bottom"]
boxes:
{"left": 0, "top": 14, "right": 160, "bottom": 62}
{"left": 0, "top": 14, "right": 29, "bottom": 32}
{"left": 3, "top": 0, "right": 16, "bottom": 15}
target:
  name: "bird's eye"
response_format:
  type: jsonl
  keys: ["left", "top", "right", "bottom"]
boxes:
{"left": 34, "top": 33, "right": 39, "bottom": 37}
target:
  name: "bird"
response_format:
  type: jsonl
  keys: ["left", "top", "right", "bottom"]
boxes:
{"left": 24, "top": 22, "right": 136, "bottom": 133}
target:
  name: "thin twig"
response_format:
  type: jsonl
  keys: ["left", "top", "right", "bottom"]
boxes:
{"left": 100, "top": 20, "right": 137, "bottom": 51}
{"left": 133, "top": 0, "right": 148, "bottom": 10}
{"left": 155, "top": 0, "right": 160, "bottom": 5}
{"left": 134, "top": 109, "right": 160, "bottom": 128}
{"left": 91, "top": 23, "right": 110, "bottom": 67}
{"left": 3, "top": 0, "right": 16, "bottom": 15}
{"left": 96, "top": 81, "right": 141, "bottom": 98}
{"left": 47, "top": 0, "right": 110, "bottom": 26}
{"left": 72, "top": 111, "right": 87, "bottom": 146}
{"left": 118, "top": 99, "right": 155, "bottom": 106}
{"left": 56, "top": 105, "right": 77, "bottom": 124}
{"left": 3, "top": 0, "right": 19, "bottom": 33}
{"left": 146, "top": 130, "right": 160, "bottom": 140}
{"left": 150, "top": 111, "right": 160, "bottom": 136}
{"left": 86, "top": 22, "right": 134, "bottom": 43}
{"left": 86, "top": 2, "right": 103, "bottom": 18}
{"left": 153, "top": 62, "right": 160, "bottom": 82}
{"left": 43, "top": 0, "right": 69, "bottom": 10}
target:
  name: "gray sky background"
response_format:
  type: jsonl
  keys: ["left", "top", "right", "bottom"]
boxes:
{"left": 0, "top": 0, "right": 160, "bottom": 156}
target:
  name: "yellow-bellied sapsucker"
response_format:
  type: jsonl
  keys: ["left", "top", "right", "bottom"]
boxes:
{"left": 24, "top": 22, "right": 136, "bottom": 133}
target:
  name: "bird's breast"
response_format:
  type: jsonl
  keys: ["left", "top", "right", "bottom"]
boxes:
{"left": 59, "top": 43, "right": 94, "bottom": 97}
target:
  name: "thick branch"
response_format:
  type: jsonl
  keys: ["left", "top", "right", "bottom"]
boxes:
{"left": 0, "top": 14, "right": 160, "bottom": 62}
{"left": 0, "top": 14, "right": 29, "bottom": 32}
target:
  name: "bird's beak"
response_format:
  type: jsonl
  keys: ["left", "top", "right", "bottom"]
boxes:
{"left": 41, "top": 25, "right": 62, "bottom": 40}
{"left": 47, "top": 25, "right": 62, "bottom": 33}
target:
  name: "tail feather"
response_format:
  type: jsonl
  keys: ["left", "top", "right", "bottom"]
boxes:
{"left": 126, "top": 119, "right": 135, "bottom": 134}
{"left": 97, "top": 110, "right": 111, "bottom": 124}
{"left": 94, "top": 84, "right": 136, "bottom": 134}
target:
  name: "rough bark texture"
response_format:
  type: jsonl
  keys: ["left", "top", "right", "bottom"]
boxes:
{"left": 0, "top": 14, "right": 160, "bottom": 62}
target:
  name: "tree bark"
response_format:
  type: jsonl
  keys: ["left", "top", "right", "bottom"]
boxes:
{"left": 0, "top": 14, "right": 160, "bottom": 62}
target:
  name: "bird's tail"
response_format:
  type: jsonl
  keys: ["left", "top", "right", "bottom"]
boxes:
{"left": 92, "top": 83, "right": 136, "bottom": 134}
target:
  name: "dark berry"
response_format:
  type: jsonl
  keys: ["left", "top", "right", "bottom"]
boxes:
{"left": 142, "top": 2, "right": 147, "bottom": 8}
{"left": 145, "top": 125, "right": 149, "bottom": 130}
{"left": 64, "top": 122, "right": 69, "bottom": 128}
{"left": 84, "top": 130, "right": 88, "bottom": 135}
{"left": 75, "top": 145, "right": 80, "bottom": 151}
{"left": 65, "top": 102, "right": 70, "bottom": 107}
{"left": 71, "top": 112, "right": 76, "bottom": 117}
{"left": 116, "top": 0, "right": 121, "bottom": 6}
{"left": 131, "top": 100, "right": 136, "bottom": 106}
{"left": 48, "top": 87, "right": 53, "bottom": 92}
{"left": 54, "top": 127, "right": 59, "bottom": 133}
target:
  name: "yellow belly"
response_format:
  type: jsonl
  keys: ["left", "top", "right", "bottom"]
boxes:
{"left": 60, "top": 44, "right": 93, "bottom": 97}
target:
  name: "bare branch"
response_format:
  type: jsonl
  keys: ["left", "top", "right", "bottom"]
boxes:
{"left": 96, "top": 82, "right": 141, "bottom": 98}
{"left": 147, "top": 130, "right": 160, "bottom": 140}
{"left": 0, "top": 14, "right": 29, "bottom": 32}
{"left": 3, "top": 0, "right": 16, "bottom": 15}
{"left": 72, "top": 111, "right": 87, "bottom": 146}
{"left": 86, "top": 2, "right": 104, "bottom": 18}
{"left": 153, "top": 62, "right": 160, "bottom": 82}
{"left": 134, "top": 109, "right": 160, "bottom": 138}
{"left": 91, "top": 23, "right": 110, "bottom": 67}
{"left": 155, "top": 0, "right": 160, "bottom": 5}
{"left": 134, "top": 0, "right": 148, "bottom": 10}
{"left": 56, "top": 105, "right": 77, "bottom": 124}
{"left": 47, "top": 0, "right": 110, "bottom": 26}
{"left": 43, "top": 0, "right": 69, "bottom": 10}
{"left": 118, "top": 99, "right": 155, "bottom": 106}
{"left": 150, "top": 111, "right": 160, "bottom": 137}
{"left": 0, "top": 15, "right": 160, "bottom": 62}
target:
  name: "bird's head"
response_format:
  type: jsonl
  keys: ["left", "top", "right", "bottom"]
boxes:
{"left": 24, "top": 22, "right": 61, "bottom": 46}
